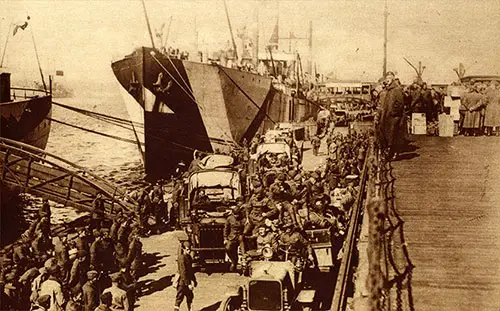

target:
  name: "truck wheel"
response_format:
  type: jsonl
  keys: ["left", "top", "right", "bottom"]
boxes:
{"left": 221, "top": 296, "right": 241, "bottom": 311}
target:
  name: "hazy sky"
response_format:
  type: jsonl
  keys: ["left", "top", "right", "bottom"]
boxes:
{"left": 1, "top": 0, "right": 499, "bottom": 85}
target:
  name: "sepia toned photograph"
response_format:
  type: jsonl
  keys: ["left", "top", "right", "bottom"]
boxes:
{"left": 1, "top": 0, "right": 499, "bottom": 310}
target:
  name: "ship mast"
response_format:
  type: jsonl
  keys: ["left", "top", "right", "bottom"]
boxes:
{"left": 141, "top": 0, "right": 156, "bottom": 49}
{"left": 383, "top": 0, "right": 388, "bottom": 77}
{"left": 223, "top": 0, "right": 238, "bottom": 60}
{"left": 252, "top": 5, "right": 259, "bottom": 67}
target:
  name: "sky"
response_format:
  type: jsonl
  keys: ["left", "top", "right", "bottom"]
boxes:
{"left": 1, "top": 0, "right": 499, "bottom": 85}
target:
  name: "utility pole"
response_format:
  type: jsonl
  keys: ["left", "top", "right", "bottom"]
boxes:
{"left": 383, "top": 0, "right": 388, "bottom": 77}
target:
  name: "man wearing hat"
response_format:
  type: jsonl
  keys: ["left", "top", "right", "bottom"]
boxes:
{"left": 30, "top": 294, "right": 51, "bottom": 311}
{"left": 378, "top": 71, "right": 405, "bottom": 158}
{"left": 279, "top": 223, "right": 314, "bottom": 266}
{"left": 224, "top": 206, "right": 245, "bottom": 272}
{"left": 69, "top": 250, "right": 89, "bottom": 296}
{"left": 82, "top": 270, "right": 99, "bottom": 311}
{"left": 103, "top": 272, "right": 130, "bottom": 311}
{"left": 174, "top": 241, "right": 197, "bottom": 311}
{"left": 38, "top": 259, "right": 65, "bottom": 311}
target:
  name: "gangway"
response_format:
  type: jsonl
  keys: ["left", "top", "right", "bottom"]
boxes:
{"left": 0, "top": 137, "right": 135, "bottom": 215}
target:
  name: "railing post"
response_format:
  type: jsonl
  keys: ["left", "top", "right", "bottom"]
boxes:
{"left": 25, "top": 157, "right": 33, "bottom": 189}
{"left": 67, "top": 175, "right": 74, "bottom": 201}
{"left": 2, "top": 149, "right": 10, "bottom": 180}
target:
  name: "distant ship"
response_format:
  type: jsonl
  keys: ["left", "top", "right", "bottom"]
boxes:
{"left": 34, "top": 80, "right": 72, "bottom": 98}
{"left": 112, "top": 47, "right": 318, "bottom": 180}
{"left": 0, "top": 71, "right": 52, "bottom": 149}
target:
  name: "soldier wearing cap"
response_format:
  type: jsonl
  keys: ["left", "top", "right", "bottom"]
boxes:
{"left": 38, "top": 260, "right": 65, "bottom": 311}
{"left": 224, "top": 206, "right": 245, "bottom": 272}
{"left": 39, "top": 199, "right": 51, "bottom": 219}
{"left": 94, "top": 292, "right": 113, "bottom": 311}
{"left": 378, "top": 71, "right": 405, "bottom": 158}
{"left": 69, "top": 250, "right": 89, "bottom": 295}
{"left": 126, "top": 230, "right": 142, "bottom": 281}
{"left": 90, "top": 193, "right": 106, "bottom": 231}
{"left": 174, "top": 241, "right": 196, "bottom": 311}
{"left": 82, "top": 270, "right": 99, "bottom": 311}
{"left": 103, "top": 272, "right": 129, "bottom": 311}
{"left": 31, "top": 294, "right": 51, "bottom": 311}
{"left": 279, "top": 223, "right": 314, "bottom": 266}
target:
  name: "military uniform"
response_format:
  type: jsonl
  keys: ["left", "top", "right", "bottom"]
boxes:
{"left": 224, "top": 213, "right": 245, "bottom": 270}
{"left": 82, "top": 276, "right": 99, "bottom": 311}
{"left": 174, "top": 248, "right": 197, "bottom": 310}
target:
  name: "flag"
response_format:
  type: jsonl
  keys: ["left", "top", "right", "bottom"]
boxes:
{"left": 56, "top": 70, "right": 64, "bottom": 76}
{"left": 12, "top": 16, "right": 30, "bottom": 36}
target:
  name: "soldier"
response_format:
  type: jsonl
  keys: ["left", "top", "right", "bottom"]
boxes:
{"left": 126, "top": 231, "right": 142, "bottom": 281}
{"left": 30, "top": 294, "right": 51, "bottom": 311}
{"left": 69, "top": 250, "right": 89, "bottom": 296}
{"left": 378, "top": 71, "right": 405, "bottom": 158}
{"left": 311, "top": 135, "right": 321, "bottom": 156}
{"left": 174, "top": 241, "right": 197, "bottom": 311}
{"left": 53, "top": 236, "right": 70, "bottom": 282}
{"left": 90, "top": 193, "right": 106, "bottom": 231}
{"left": 223, "top": 206, "right": 245, "bottom": 272}
{"left": 103, "top": 272, "right": 130, "bottom": 311}
{"left": 82, "top": 270, "right": 100, "bottom": 311}
{"left": 279, "top": 223, "right": 314, "bottom": 266}
{"left": 109, "top": 212, "right": 123, "bottom": 242}
{"left": 39, "top": 199, "right": 51, "bottom": 219}
{"left": 255, "top": 225, "right": 278, "bottom": 255}
{"left": 94, "top": 292, "right": 113, "bottom": 311}
{"left": 38, "top": 260, "right": 65, "bottom": 311}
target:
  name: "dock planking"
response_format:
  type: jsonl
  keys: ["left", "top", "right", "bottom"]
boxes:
{"left": 392, "top": 135, "right": 500, "bottom": 311}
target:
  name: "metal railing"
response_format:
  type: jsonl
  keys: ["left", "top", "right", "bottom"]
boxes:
{"left": 330, "top": 140, "right": 371, "bottom": 310}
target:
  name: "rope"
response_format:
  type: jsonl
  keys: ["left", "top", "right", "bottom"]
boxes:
{"left": 30, "top": 26, "right": 46, "bottom": 92}
{"left": 163, "top": 52, "right": 193, "bottom": 93}
{"left": 150, "top": 52, "right": 201, "bottom": 109}
{"left": 217, "top": 65, "right": 276, "bottom": 124}
{"left": 52, "top": 101, "right": 144, "bottom": 128}
{"left": 47, "top": 117, "right": 202, "bottom": 153}
{"left": 47, "top": 117, "right": 143, "bottom": 145}
{"left": 150, "top": 52, "right": 238, "bottom": 145}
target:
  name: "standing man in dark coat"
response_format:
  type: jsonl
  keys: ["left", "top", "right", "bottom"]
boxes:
{"left": 174, "top": 241, "right": 197, "bottom": 311}
{"left": 379, "top": 71, "right": 405, "bottom": 158}
{"left": 223, "top": 206, "right": 245, "bottom": 272}
{"left": 82, "top": 270, "right": 99, "bottom": 311}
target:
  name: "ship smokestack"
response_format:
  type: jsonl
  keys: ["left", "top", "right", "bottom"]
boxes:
{"left": 0, "top": 72, "right": 11, "bottom": 103}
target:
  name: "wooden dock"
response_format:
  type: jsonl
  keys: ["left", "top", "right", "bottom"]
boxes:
{"left": 392, "top": 136, "right": 500, "bottom": 311}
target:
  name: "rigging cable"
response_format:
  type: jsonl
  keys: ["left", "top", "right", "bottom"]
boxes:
{"left": 217, "top": 65, "right": 276, "bottom": 124}
{"left": 150, "top": 52, "right": 238, "bottom": 146}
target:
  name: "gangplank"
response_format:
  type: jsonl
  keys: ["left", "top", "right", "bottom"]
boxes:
{"left": 0, "top": 137, "right": 135, "bottom": 215}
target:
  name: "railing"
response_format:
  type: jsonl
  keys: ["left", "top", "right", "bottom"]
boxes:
{"left": 363, "top": 144, "right": 415, "bottom": 311}
{"left": 10, "top": 86, "right": 50, "bottom": 100}
{"left": 330, "top": 139, "right": 371, "bottom": 310}
{"left": 330, "top": 137, "right": 415, "bottom": 311}
{"left": 0, "top": 137, "right": 135, "bottom": 214}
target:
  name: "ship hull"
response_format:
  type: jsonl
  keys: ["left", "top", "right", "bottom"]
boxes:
{"left": 112, "top": 47, "right": 318, "bottom": 180}
{"left": 0, "top": 95, "right": 52, "bottom": 149}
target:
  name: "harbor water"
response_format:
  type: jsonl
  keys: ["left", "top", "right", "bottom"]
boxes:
{"left": 46, "top": 81, "right": 146, "bottom": 189}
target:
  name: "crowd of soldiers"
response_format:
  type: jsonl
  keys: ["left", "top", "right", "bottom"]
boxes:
{"left": 217, "top": 126, "right": 369, "bottom": 272}
{"left": 459, "top": 80, "right": 500, "bottom": 136}
{"left": 0, "top": 195, "right": 144, "bottom": 311}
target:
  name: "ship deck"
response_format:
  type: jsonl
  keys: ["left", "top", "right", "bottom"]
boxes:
{"left": 392, "top": 135, "right": 500, "bottom": 310}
